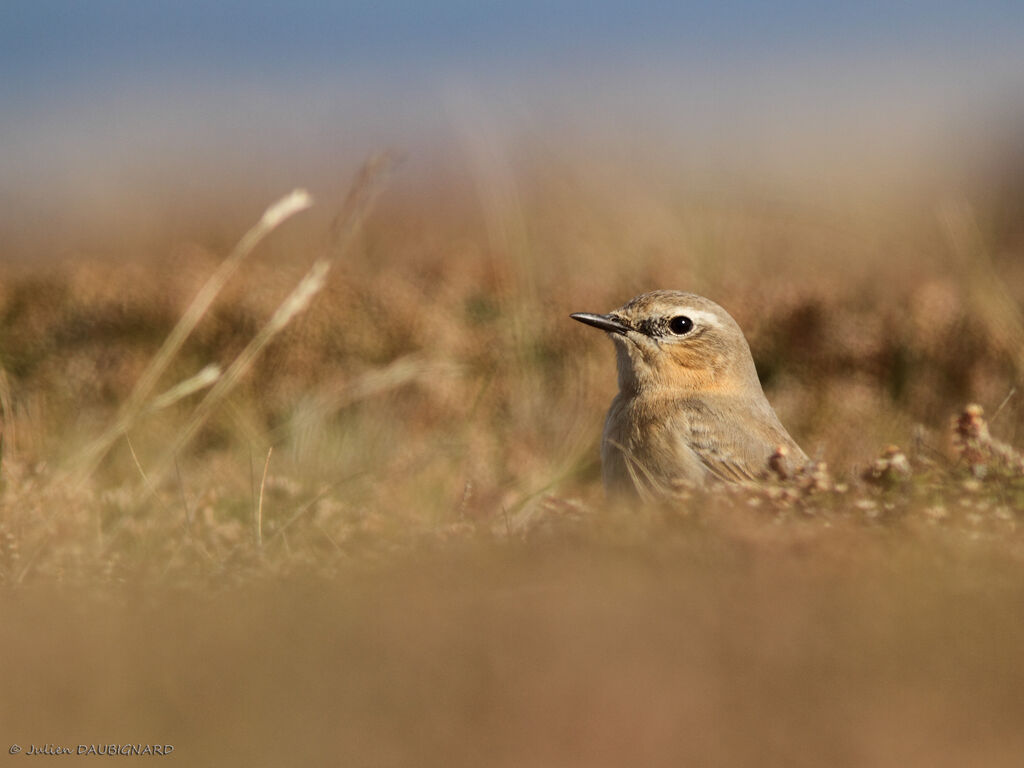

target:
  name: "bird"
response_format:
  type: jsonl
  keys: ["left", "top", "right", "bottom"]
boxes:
{"left": 571, "top": 290, "right": 808, "bottom": 499}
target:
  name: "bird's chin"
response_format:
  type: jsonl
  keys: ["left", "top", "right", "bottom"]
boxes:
{"left": 613, "top": 338, "right": 658, "bottom": 386}
{"left": 613, "top": 332, "right": 662, "bottom": 360}
{"left": 610, "top": 333, "right": 649, "bottom": 359}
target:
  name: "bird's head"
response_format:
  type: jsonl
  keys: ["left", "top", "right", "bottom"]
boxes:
{"left": 571, "top": 290, "right": 762, "bottom": 396}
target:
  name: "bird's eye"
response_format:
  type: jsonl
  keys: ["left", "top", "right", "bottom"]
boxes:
{"left": 668, "top": 315, "right": 693, "bottom": 335}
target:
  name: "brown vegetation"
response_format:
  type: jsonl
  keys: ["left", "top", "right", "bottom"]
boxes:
{"left": 0, "top": 153, "right": 1023, "bottom": 765}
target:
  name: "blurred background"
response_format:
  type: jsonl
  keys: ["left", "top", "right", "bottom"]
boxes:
{"left": 2, "top": 1, "right": 1023, "bottom": 248}
{"left": 2, "top": 0, "right": 1023, "bottom": 473}
{"left": 2, "top": 5, "right": 1024, "bottom": 766}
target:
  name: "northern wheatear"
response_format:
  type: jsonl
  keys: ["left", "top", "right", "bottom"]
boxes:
{"left": 571, "top": 290, "right": 807, "bottom": 498}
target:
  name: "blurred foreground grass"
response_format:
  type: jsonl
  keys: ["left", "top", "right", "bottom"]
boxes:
{"left": 3, "top": 526, "right": 1024, "bottom": 767}
{"left": 0, "top": 153, "right": 1023, "bottom": 765}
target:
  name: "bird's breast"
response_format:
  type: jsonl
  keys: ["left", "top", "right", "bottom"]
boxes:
{"left": 601, "top": 392, "right": 708, "bottom": 497}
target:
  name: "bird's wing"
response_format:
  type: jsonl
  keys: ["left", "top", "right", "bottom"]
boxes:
{"left": 690, "top": 443, "right": 763, "bottom": 483}
{"left": 665, "top": 402, "right": 772, "bottom": 484}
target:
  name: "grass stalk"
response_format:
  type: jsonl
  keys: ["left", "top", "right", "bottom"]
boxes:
{"left": 72, "top": 190, "right": 314, "bottom": 483}
{"left": 141, "top": 154, "right": 394, "bottom": 494}
{"left": 256, "top": 446, "right": 273, "bottom": 548}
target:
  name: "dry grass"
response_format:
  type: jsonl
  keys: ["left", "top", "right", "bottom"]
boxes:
{"left": 0, "top": 149, "right": 1023, "bottom": 765}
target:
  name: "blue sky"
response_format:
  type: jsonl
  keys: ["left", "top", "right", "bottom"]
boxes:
{"left": 2, "top": 1, "right": 1023, "bottom": 213}
{"left": 3, "top": 1, "right": 1023, "bottom": 94}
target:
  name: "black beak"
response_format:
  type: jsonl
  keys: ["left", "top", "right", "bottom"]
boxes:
{"left": 570, "top": 312, "right": 630, "bottom": 335}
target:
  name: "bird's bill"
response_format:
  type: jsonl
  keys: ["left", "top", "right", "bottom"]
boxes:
{"left": 570, "top": 312, "right": 629, "bottom": 334}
